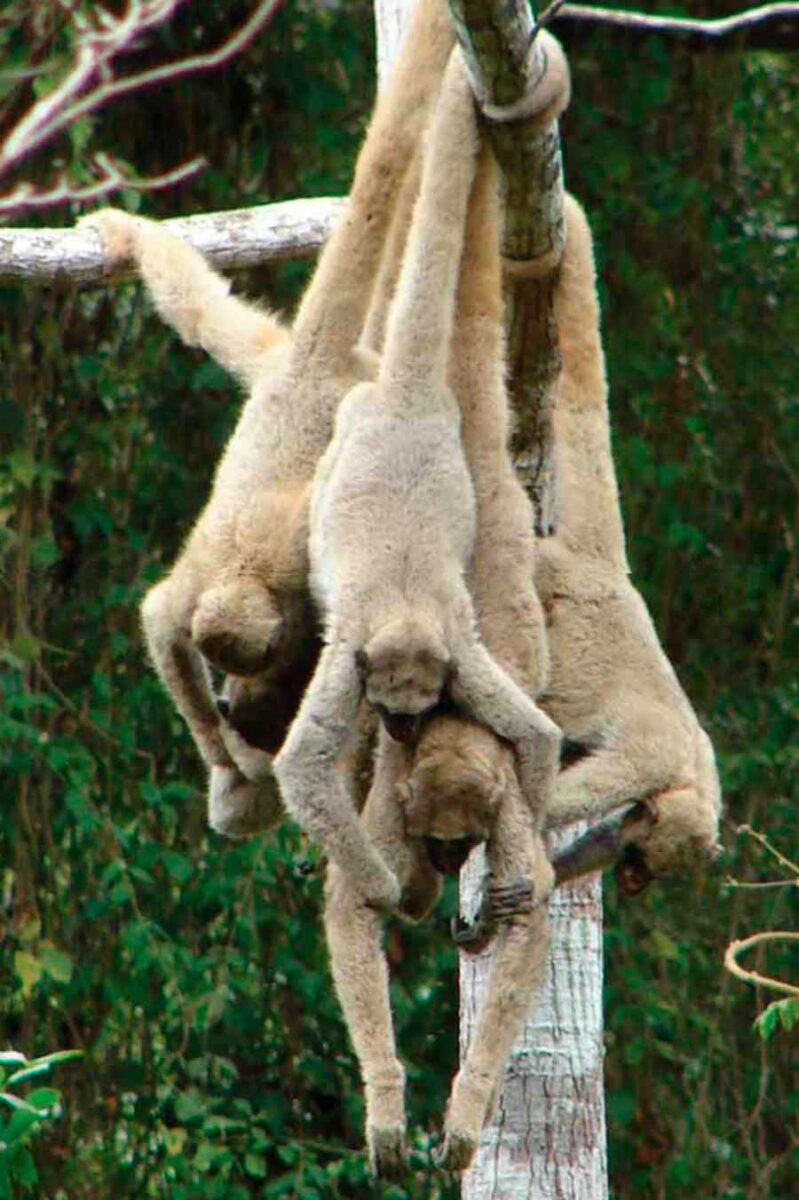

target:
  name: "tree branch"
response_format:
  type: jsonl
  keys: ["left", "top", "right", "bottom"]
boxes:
{"left": 0, "top": 197, "right": 345, "bottom": 285}
{"left": 552, "top": 1, "right": 799, "bottom": 50}
{"left": 724, "top": 932, "right": 799, "bottom": 999}
{"left": 0, "top": 0, "right": 286, "bottom": 212}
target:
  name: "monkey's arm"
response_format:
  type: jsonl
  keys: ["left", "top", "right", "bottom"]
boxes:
{"left": 141, "top": 576, "right": 232, "bottom": 770}
{"left": 452, "top": 640, "right": 561, "bottom": 820}
{"left": 437, "top": 790, "right": 553, "bottom": 1171}
{"left": 324, "top": 735, "right": 440, "bottom": 1180}
{"left": 142, "top": 575, "right": 282, "bottom": 838}
{"left": 274, "top": 644, "right": 400, "bottom": 911}
{"left": 79, "top": 209, "right": 287, "bottom": 386}
{"left": 291, "top": 0, "right": 455, "bottom": 361}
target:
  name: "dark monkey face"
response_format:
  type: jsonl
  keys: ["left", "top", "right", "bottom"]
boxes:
{"left": 216, "top": 592, "right": 322, "bottom": 752}
{"left": 423, "top": 834, "right": 482, "bottom": 876}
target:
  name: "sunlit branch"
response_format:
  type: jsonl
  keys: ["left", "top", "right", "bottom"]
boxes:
{"left": 724, "top": 932, "right": 799, "bottom": 999}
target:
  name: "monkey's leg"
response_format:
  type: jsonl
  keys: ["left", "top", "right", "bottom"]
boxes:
{"left": 453, "top": 641, "right": 561, "bottom": 816}
{"left": 324, "top": 760, "right": 438, "bottom": 1181}
{"left": 544, "top": 742, "right": 672, "bottom": 829}
{"left": 275, "top": 644, "right": 400, "bottom": 911}
{"left": 81, "top": 209, "right": 286, "bottom": 385}
{"left": 436, "top": 794, "right": 553, "bottom": 1173}
{"left": 325, "top": 867, "right": 406, "bottom": 1180}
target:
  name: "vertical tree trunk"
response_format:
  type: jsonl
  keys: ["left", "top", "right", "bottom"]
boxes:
{"left": 374, "top": 1, "right": 608, "bottom": 1196}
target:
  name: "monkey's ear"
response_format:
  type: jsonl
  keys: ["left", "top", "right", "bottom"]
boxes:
{"left": 354, "top": 648, "right": 369, "bottom": 680}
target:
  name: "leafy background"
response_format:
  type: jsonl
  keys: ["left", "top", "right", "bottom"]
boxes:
{"left": 1, "top": 0, "right": 797, "bottom": 1196}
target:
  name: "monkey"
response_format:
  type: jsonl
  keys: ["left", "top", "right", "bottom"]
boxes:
{"left": 318, "top": 44, "right": 571, "bottom": 1178}
{"left": 272, "top": 48, "right": 562, "bottom": 915}
{"left": 529, "top": 193, "right": 722, "bottom": 884}
{"left": 79, "top": 0, "right": 456, "bottom": 844}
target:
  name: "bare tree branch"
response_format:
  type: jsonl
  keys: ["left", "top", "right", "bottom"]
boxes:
{"left": 552, "top": 1, "right": 799, "bottom": 47}
{"left": 0, "top": 197, "right": 346, "bottom": 285}
{"left": 0, "top": 154, "right": 204, "bottom": 217}
{"left": 0, "top": 0, "right": 285, "bottom": 210}
{"left": 724, "top": 932, "right": 799, "bottom": 999}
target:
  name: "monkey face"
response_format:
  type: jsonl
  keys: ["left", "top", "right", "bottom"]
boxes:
{"left": 216, "top": 594, "right": 322, "bottom": 751}
{"left": 358, "top": 614, "right": 451, "bottom": 739}
{"left": 398, "top": 715, "right": 507, "bottom": 860}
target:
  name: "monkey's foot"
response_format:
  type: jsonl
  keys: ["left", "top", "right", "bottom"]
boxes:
{"left": 451, "top": 876, "right": 535, "bottom": 955}
{"left": 432, "top": 1128, "right": 478, "bottom": 1173}
{"left": 367, "top": 1125, "right": 408, "bottom": 1181}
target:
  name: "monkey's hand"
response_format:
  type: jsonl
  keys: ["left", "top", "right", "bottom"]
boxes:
{"left": 79, "top": 208, "right": 142, "bottom": 264}
{"left": 451, "top": 875, "right": 535, "bottom": 955}
{"left": 207, "top": 764, "right": 283, "bottom": 839}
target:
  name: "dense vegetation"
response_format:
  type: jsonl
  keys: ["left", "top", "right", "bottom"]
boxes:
{"left": 1, "top": 1, "right": 797, "bottom": 1196}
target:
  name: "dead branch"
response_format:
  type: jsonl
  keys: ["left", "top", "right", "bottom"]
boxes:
{"left": 0, "top": 0, "right": 285, "bottom": 213}
{"left": 552, "top": 1, "right": 799, "bottom": 49}
{"left": 0, "top": 197, "right": 345, "bottom": 285}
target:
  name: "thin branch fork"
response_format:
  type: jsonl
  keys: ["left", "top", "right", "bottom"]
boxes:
{"left": 724, "top": 931, "right": 799, "bottom": 999}
{"left": 0, "top": 0, "right": 285, "bottom": 211}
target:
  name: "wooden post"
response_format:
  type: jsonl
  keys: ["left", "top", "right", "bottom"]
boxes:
{"left": 378, "top": 0, "right": 609, "bottom": 1193}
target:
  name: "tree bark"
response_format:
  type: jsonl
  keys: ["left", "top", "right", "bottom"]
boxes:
{"left": 443, "top": 2, "right": 609, "bottom": 1196}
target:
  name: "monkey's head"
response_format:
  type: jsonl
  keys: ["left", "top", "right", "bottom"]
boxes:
{"left": 192, "top": 581, "right": 282, "bottom": 675}
{"left": 357, "top": 615, "right": 452, "bottom": 743}
{"left": 398, "top": 716, "right": 510, "bottom": 875}
{"left": 216, "top": 593, "right": 322, "bottom": 751}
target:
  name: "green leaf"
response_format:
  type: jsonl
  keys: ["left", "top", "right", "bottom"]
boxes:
{"left": 39, "top": 944, "right": 74, "bottom": 984}
{"left": 0, "top": 1093, "right": 40, "bottom": 1116}
{"left": 25, "top": 1088, "right": 61, "bottom": 1112}
{"left": 13, "top": 951, "right": 43, "bottom": 998}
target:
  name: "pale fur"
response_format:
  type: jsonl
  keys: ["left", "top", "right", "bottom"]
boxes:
{"left": 320, "top": 46, "right": 568, "bottom": 1178}
{"left": 274, "top": 50, "right": 561, "bottom": 916}
{"left": 537, "top": 194, "right": 722, "bottom": 877}
{"left": 79, "top": 0, "right": 455, "bottom": 843}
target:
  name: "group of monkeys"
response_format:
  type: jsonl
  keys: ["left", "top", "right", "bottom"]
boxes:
{"left": 81, "top": 0, "right": 722, "bottom": 1178}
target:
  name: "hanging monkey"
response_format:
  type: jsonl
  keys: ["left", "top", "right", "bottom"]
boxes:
{"left": 320, "top": 43, "right": 570, "bottom": 1179}
{"left": 272, "top": 42, "right": 561, "bottom": 911}
{"left": 79, "top": 0, "right": 456, "bottom": 843}
{"left": 532, "top": 193, "right": 722, "bottom": 885}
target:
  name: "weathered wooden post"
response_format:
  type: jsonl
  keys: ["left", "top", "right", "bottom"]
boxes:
{"left": 375, "top": 1, "right": 608, "bottom": 1194}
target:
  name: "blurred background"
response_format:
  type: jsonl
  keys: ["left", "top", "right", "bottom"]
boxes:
{"left": 1, "top": 0, "right": 797, "bottom": 1196}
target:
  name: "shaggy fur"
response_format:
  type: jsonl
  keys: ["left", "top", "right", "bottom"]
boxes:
{"left": 320, "top": 43, "right": 569, "bottom": 1179}
{"left": 537, "top": 194, "right": 722, "bottom": 878}
{"left": 274, "top": 50, "right": 561, "bottom": 913}
{"left": 79, "top": 0, "right": 454, "bottom": 841}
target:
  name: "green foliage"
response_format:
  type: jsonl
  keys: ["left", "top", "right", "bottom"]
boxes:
{"left": 2, "top": 2, "right": 798, "bottom": 1197}
{"left": 755, "top": 997, "right": 799, "bottom": 1040}
{"left": 0, "top": 1049, "right": 83, "bottom": 1199}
